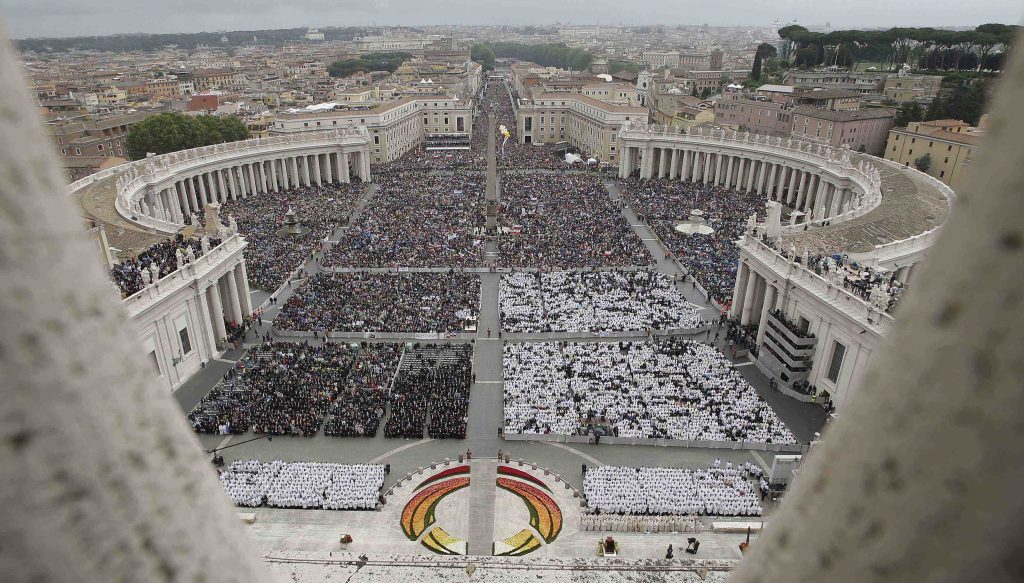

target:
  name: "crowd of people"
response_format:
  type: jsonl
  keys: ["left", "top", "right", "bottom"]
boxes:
{"left": 273, "top": 272, "right": 480, "bottom": 333}
{"left": 482, "top": 81, "right": 563, "bottom": 170}
{"left": 218, "top": 459, "right": 384, "bottom": 509}
{"left": 323, "top": 343, "right": 403, "bottom": 437}
{"left": 216, "top": 182, "right": 365, "bottom": 291}
{"left": 187, "top": 341, "right": 356, "bottom": 436}
{"left": 384, "top": 344, "right": 473, "bottom": 439}
{"left": 500, "top": 270, "right": 705, "bottom": 333}
{"left": 502, "top": 338, "right": 796, "bottom": 444}
{"left": 110, "top": 234, "right": 219, "bottom": 298}
{"left": 621, "top": 178, "right": 765, "bottom": 305}
{"left": 325, "top": 172, "right": 486, "bottom": 268}
{"left": 583, "top": 464, "right": 764, "bottom": 516}
{"left": 499, "top": 172, "right": 651, "bottom": 268}
{"left": 804, "top": 252, "right": 908, "bottom": 313}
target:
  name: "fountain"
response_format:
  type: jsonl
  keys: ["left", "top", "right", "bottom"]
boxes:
{"left": 674, "top": 210, "right": 715, "bottom": 235}
{"left": 276, "top": 207, "right": 310, "bottom": 237}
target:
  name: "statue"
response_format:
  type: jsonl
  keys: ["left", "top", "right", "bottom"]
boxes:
{"left": 175, "top": 248, "right": 184, "bottom": 271}
{"left": 139, "top": 201, "right": 149, "bottom": 216}
{"left": 140, "top": 267, "right": 151, "bottom": 286}
{"left": 185, "top": 246, "right": 196, "bottom": 263}
{"left": 802, "top": 246, "right": 810, "bottom": 266}
{"left": 190, "top": 212, "right": 200, "bottom": 226}
{"left": 789, "top": 243, "right": 797, "bottom": 261}
{"left": 201, "top": 235, "right": 211, "bottom": 255}
{"left": 228, "top": 214, "right": 239, "bottom": 236}
{"left": 149, "top": 262, "right": 160, "bottom": 284}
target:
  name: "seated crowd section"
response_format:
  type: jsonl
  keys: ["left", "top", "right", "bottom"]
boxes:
{"left": 583, "top": 464, "right": 765, "bottom": 516}
{"left": 620, "top": 177, "right": 765, "bottom": 305}
{"left": 110, "top": 234, "right": 221, "bottom": 298}
{"left": 499, "top": 172, "right": 651, "bottom": 268}
{"left": 325, "top": 172, "right": 486, "bottom": 268}
{"left": 217, "top": 182, "right": 365, "bottom": 291}
{"left": 323, "top": 343, "right": 403, "bottom": 437}
{"left": 219, "top": 460, "right": 384, "bottom": 509}
{"left": 273, "top": 272, "right": 480, "bottom": 333}
{"left": 499, "top": 270, "right": 705, "bottom": 333}
{"left": 503, "top": 338, "right": 795, "bottom": 443}
{"left": 385, "top": 344, "right": 473, "bottom": 439}
{"left": 188, "top": 341, "right": 357, "bottom": 436}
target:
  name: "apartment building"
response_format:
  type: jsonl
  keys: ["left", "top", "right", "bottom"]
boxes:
{"left": 884, "top": 119, "right": 982, "bottom": 188}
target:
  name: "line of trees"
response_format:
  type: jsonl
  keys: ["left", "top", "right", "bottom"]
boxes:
{"left": 125, "top": 112, "right": 249, "bottom": 160}
{"left": 779, "top": 24, "right": 1018, "bottom": 72}
{"left": 327, "top": 52, "right": 412, "bottom": 78}
{"left": 473, "top": 42, "right": 593, "bottom": 72}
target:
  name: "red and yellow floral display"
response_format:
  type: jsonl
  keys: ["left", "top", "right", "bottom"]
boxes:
{"left": 421, "top": 526, "right": 468, "bottom": 555}
{"left": 497, "top": 474, "right": 562, "bottom": 544}
{"left": 493, "top": 528, "right": 541, "bottom": 556}
{"left": 497, "top": 465, "right": 552, "bottom": 491}
{"left": 400, "top": 476, "right": 469, "bottom": 541}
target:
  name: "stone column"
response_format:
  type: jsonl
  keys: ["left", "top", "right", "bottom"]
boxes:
{"left": 224, "top": 269, "right": 244, "bottom": 325}
{"left": 669, "top": 148, "right": 680, "bottom": 180}
{"left": 235, "top": 262, "right": 253, "bottom": 317}
{"left": 766, "top": 164, "right": 778, "bottom": 198}
{"left": 341, "top": 152, "right": 351, "bottom": 183}
{"left": 701, "top": 152, "right": 712, "bottom": 184}
{"left": 680, "top": 149, "right": 691, "bottom": 181}
{"left": 787, "top": 168, "right": 799, "bottom": 204}
{"left": 715, "top": 153, "right": 724, "bottom": 186}
{"left": 740, "top": 270, "right": 759, "bottom": 325}
{"left": 207, "top": 279, "right": 227, "bottom": 342}
{"left": 756, "top": 284, "right": 777, "bottom": 346}
{"left": 216, "top": 169, "right": 227, "bottom": 202}
{"left": 725, "top": 155, "right": 734, "bottom": 188}
{"left": 658, "top": 148, "right": 668, "bottom": 179}
{"left": 813, "top": 179, "right": 829, "bottom": 219}
{"left": 730, "top": 262, "right": 749, "bottom": 319}
{"left": 258, "top": 161, "right": 268, "bottom": 193}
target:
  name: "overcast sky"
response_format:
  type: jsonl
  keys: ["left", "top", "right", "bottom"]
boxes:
{"left": 1, "top": 0, "right": 1021, "bottom": 39}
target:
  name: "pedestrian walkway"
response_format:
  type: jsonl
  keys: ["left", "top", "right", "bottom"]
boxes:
{"left": 467, "top": 459, "right": 498, "bottom": 555}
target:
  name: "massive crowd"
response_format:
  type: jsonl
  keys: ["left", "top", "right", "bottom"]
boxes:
{"left": 274, "top": 272, "right": 480, "bottom": 333}
{"left": 219, "top": 460, "right": 384, "bottom": 510}
{"left": 503, "top": 338, "right": 795, "bottom": 443}
{"left": 384, "top": 344, "right": 473, "bottom": 439}
{"left": 323, "top": 343, "right": 403, "bottom": 437}
{"left": 499, "top": 172, "right": 651, "bottom": 268}
{"left": 482, "top": 81, "right": 563, "bottom": 170}
{"left": 325, "top": 172, "right": 486, "bottom": 268}
{"left": 500, "top": 270, "right": 705, "bottom": 333}
{"left": 111, "top": 234, "right": 219, "bottom": 298}
{"left": 583, "top": 464, "right": 764, "bottom": 516}
{"left": 217, "top": 183, "right": 365, "bottom": 290}
{"left": 621, "top": 178, "right": 765, "bottom": 304}
{"left": 187, "top": 341, "right": 356, "bottom": 436}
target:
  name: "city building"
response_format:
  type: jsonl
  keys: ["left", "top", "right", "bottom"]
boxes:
{"left": 790, "top": 106, "right": 895, "bottom": 155}
{"left": 884, "top": 118, "right": 984, "bottom": 188}
{"left": 516, "top": 92, "right": 647, "bottom": 163}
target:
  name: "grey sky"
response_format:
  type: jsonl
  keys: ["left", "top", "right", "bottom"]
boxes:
{"left": 1, "top": 0, "right": 1021, "bottom": 39}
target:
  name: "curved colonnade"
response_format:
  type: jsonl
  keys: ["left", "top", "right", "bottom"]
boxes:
{"left": 68, "top": 129, "right": 374, "bottom": 392}
{"left": 106, "top": 128, "right": 372, "bottom": 234}
{"left": 615, "top": 122, "right": 955, "bottom": 411}
{"left": 618, "top": 122, "right": 883, "bottom": 226}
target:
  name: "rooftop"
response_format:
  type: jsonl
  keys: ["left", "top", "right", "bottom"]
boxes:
{"left": 791, "top": 106, "right": 895, "bottom": 122}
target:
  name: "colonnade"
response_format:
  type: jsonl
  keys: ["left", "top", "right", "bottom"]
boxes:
{"left": 199, "top": 260, "right": 253, "bottom": 345}
{"left": 132, "top": 149, "right": 369, "bottom": 225}
{"left": 619, "top": 144, "right": 860, "bottom": 222}
{"left": 729, "top": 261, "right": 781, "bottom": 343}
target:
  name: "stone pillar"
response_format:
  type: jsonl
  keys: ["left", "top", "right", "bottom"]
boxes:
{"left": 301, "top": 155, "right": 311, "bottom": 186}
{"left": 714, "top": 153, "right": 724, "bottom": 186}
{"left": 756, "top": 284, "right": 777, "bottom": 346}
{"left": 235, "top": 262, "right": 253, "bottom": 317}
{"left": 787, "top": 168, "right": 799, "bottom": 204}
{"left": 740, "top": 271, "right": 759, "bottom": 325}
{"left": 258, "top": 161, "right": 268, "bottom": 193}
{"left": 207, "top": 279, "right": 228, "bottom": 342}
{"left": 670, "top": 148, "right": 680, "bottom": 180}
{"left": 214, "top": 169, "right": 226, "bottom": 202}
{"left": 681, "top": 149, "right": 691, "bottom": 181}
{"left": 730, "top": 262, "right": 749, "bottom": 319}
{"left": 341, "top": 152, "right": 351, "bottom": 183}
{"left": 813, "top": 180, "right": 829, "bottom": 219}
{"left": 701, "top": 152, "right": 712, "bottom": 184}
{"left": 224, "top": 269, "right": 244, "bottom": 325}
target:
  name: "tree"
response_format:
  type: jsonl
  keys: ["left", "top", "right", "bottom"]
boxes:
{"left": 793, "top": 47, "right": 820, "bottom": 68}
{"left": 895, "top": 101, "right": 924, "bottom": 127}
{"left": 752, "top": 43, "right": 778, "bottom": 81}
{"left": 914, "top": 153, "right": 932, "bottom": 172}
{"left": 700, "top": 87, "right": 713, "bottom": 99}
{"left": 125, "top": 113, "right": 249, "bottom": 160}
{"left": 470, "top": 44, "right": 495, "bottom": 70}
